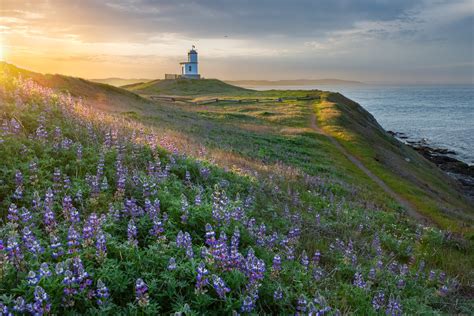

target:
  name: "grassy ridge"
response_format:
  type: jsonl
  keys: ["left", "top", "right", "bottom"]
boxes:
{"left": 315, "top": 92, "right": 474, "bottom": 234}
{"left": 124, "top": 78, "right": 252, "bottom": 96}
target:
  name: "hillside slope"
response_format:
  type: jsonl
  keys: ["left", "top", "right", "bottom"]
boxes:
{"left": 123, "top": 78, "right": 252, "bottom": 96}
{"left": 0, "top": 65, "right": 473, "bottom": 314}
{"left": 316, "top": 92, "right": 473, "bottom": 231}
{"left": 0, "top": 62, "right": 151, "bottom": 112}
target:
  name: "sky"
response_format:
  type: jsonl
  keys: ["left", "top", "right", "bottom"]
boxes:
{"left": 1, "top": 0, "right": 473, "bottom": 83}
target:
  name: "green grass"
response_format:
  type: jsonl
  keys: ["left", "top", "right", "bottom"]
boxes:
{"left": 124, "top": 78, "right": 252, "bottom": 96}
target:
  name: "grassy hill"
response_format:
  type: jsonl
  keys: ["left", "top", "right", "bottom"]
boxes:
{"left": 0, "top": 62, "right": 151, "bottom": 112}
{"left": 0, "top": 64, "right": 473, "bottom": 314}
{"left": 123, "top": 78, "right": 252, "bottom": 96}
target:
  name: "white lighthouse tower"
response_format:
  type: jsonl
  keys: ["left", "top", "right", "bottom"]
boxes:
{"left": 180, "top": 45, "right": 201, "bottom": 79}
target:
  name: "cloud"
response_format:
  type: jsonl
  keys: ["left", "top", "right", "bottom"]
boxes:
{"left": 1, "top": 0, "right": 472, "bottom": 82}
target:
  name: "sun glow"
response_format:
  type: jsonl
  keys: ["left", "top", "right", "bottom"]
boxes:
{"left": 0, "top": 44, "right": 4, "bottom": 61}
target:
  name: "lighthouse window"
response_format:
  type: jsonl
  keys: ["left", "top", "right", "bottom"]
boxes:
{"left": 188, "top": 66, "right": 192, "bottom": 72}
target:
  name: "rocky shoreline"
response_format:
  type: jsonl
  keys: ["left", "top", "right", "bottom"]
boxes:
{"left": 388, "top": 131, "right": 474, "bottom": 201}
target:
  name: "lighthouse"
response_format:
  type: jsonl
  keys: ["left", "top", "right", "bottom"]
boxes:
{"left": 180, "top": 46, "right": 201, "bottom": 79}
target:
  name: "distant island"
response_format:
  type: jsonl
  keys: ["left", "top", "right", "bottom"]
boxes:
{"left": 226, "top": 79, "right": 364, "bottom": 86}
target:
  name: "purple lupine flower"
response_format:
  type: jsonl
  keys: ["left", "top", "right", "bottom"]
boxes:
{"left": 244, "top": 248, "right": 266, "bottom": 284}
{"left": 368, "top": 267, "right": 376, "bottom": 280}
{"left": 205, "top": 223, "right": 216, "bottom": 247}
{"left": 274, "top": 288, "right": 283, "bottom": 301}
{"left": 38, "top": 262, "right": 52, "bottom": 278}
{"left": 13, "top": 186, "right": 23, "bottom": 200}
{"left": 372, "top": 291, "right": 385, "bottom": 311}
{"left": 312, "top": 251, "right": 321, "bottom": 266}
{"left": 13, "top": 296, "right": 26, "bottom": 313}
{"left": 211, "top": 274, "right": 230, "bottom": 298}
{"left": 180, "top": 195, "right": 189, "bottom": 224}
{"left": 241, "top": 296, "right": 255, "bottom": 313}
{"left": 96, "top": 280, "right": 110, "bottom": 305}
{"left": 32, "top": 286, "right": 51, "bottom": 315}
{"left": 353, "top": 272, "right": 367, "bottom": 289}
{"left": 149, "top": 217, "right": 164, "bottom": 240}
{"left": 397, "top": 279, "right": 406, "bottom": 289}
{"left": 22, "top": 227, "right": 44, "bottom": 256}
{"left": 429, "top": 270, "right": 436, "bottom": 282}
{"left": 76, "top": 144, "right": 83, "bottom": 160}
{"left": 296, "top": 295, "right": 307, "bottom": 315}
{"left": 100, "top": 177, "right": 109, "bottom": 191}
{"left": 196, "top": 262, "right": 210, "bottom": 291}
{"left": 286, "top": 246, "right": 295, "bottom": 261}
{"left": 67, "top": 225, "right": 80, "bottom": 254}
{"left": 15, "top": 170, "right": 23, "bottom": 186}
{"left": 7, "top": 203, "right": 19, "bottom": 223}
{"left": 55, "top": 262, "right": 65, "bottom": 275}
{"left": 438, "top": 285, "right": 449, "bottom": 297}
{"left": 272, "top": 255, "right": 282, "bottom": 275}
{"left": 312, "top": 267, "right": 324, "bottom": 281}
{"left": 439, "top": 272, "right": 446, "bottom": 283}
{"left": 128, "top": 220, "right": 138, "bottom": 247}
{"left": 50, "top": 235, "right": 64, "bottom": 259}
{"left": 228, "top": 228, "right": 242, "bottom": 268}
{"left": 168, "top": 257, "right": 177, "bottom": 270}
{"left": 96, "top": 230, "right": 107, "bottom": 259}
{"left": 82, "top": 222, "right": 94, "bottom": 246}
{"left": 62, "top": 270, "right": 77, "bottom": 306}
{"left": 43, "top": 206, "right": 57, "bottom": 233}
{"left": 386, "top": 297, "right": 402, "bottom": 316}
{"left": 135, "top": 278, "right": 149, "bottom": 307}
{"left": 29, "top": 161, "right": 38, "bottom": 184}
{"left": 20, "top": 207, "right": 32, "bottom": 225}
{"left": 300, "top": 251, "right": 309, "bottom": 270}
{"left": 27, "top": 270, "right": 39, "bottom": 285}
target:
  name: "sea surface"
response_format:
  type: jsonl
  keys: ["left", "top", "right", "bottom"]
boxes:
{"left": 246, "top": 84, "right": 474, "bottom": 165}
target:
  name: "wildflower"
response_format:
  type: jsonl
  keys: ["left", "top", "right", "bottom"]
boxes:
{"left": 27, "top": 270, "right": 39, "bottom": 285}
{"left": 20, "top": 207, "right": 32, "bottom": 225}
{"left": 32, "top": 286, "right": 51, "bottom": 315}
{"left": 211, "top": 275, "right": 230, "bottom": 298}
{"left": 272, "top": 254, "right": 282, "bottom": 274}
{"left": 205, "top": 223, "right": 216, "bottom": 247}
{"left": 241, "top": 296, "right": 255, "bottom": 313}
{"left": 386, "top": 297, "right": 402, "bottom": 316}
{"left": 372, "top": 291, "right": 385, "bottom": 311}
{"left": 149, "top": 217, "right": 164, "bottom": 239}
{"left": 353, "top": 272, "right": 367, "bottom": 289}
{"left": 196, "top": 262, "right": 209, "bottom": 291}
{"left": 96, "top": 230, "right": 107, "bottom": 259}
{"left": 38, "top": 262, "right": 52, "bottom": 278}
{"left": 50, "top": 235, "right": 64, "bottom": 259}
{"left": 168, "top": 257, "right": 177, "bottom": 270}
{"left": 22, "top": 227, "right": 44, "bottom": 256}
{"left": 6, "top": 235, "right": 23, "bottom": 266}
{"left": 274, "top": 288, "right": 283, "bottom": 301}
{"left": 296, "top": 295, "right": 307, "bottom": 315}
{"left": 128, "top": 220, "right": 138, "bottom": 247}
{"left": 96, "top": 280, "right": 110, "bottom": 305}
{"left": 67, "top": 226, "right": 81, "bottom": 254}
{"left": 135, "top": 278, "right": 149, "bottom": 307}
{"left": 12, "top": 296, "right": 26, "bottom": 313}
{"left": 7, "top": 204, "right": 19, "bottom": 223}
{"left": 300, "top": 251, "right": 309, "bottom": 270}
{"left": 438, "top": 285, "right": 449, "bottom": 297}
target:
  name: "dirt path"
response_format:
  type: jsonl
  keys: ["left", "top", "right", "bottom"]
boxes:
{"left": 310, "top": 109, "right": 431, "bottom": 224}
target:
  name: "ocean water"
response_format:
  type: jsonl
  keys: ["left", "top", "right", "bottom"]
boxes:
{"left": 248, "top": 84, "right": 474, "bottom": 165}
